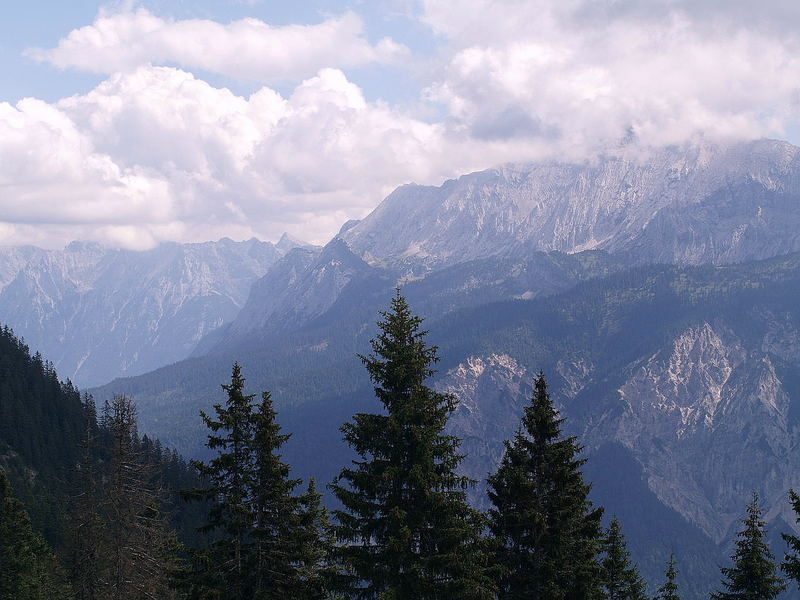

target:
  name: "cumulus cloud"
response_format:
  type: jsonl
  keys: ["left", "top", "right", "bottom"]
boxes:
{"left": 6, "top": 1, "right": 800, "bottom": 249}
{"left": 419, "top": 0, "right": 800, "bottom": 151}
{"left": 27, "top": 8, "right": 408, "bottom": 82}
{"left": 0, "top": 66, "right": 485, "bottom": 249}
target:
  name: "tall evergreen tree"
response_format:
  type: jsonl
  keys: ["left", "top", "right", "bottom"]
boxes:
{"left": 249, "top": 389, "right": 304, "bottom": 599}
{"left": 0, "top": 469, "right": 74, "bottom": 600}
{"left": 782, "top": 489, "right": 800, "bottom": 585}
{"left": 187, "top": 363, "right": 257, "bottom": 599}
{"left": 712, "top": 493, "right": 785, "bottom": 600}
{"left": 331, "top": 291, "right": 495, "bottom": 600}
{"left": 186, "top": 365, "right": 332, "bottom": 599}
{"left": 600, "top": 518, "right": 648, "bottom": 600}
{"left": 293, "top": 479, "right": 339, "bottom": 599}
{"left": 656, "top": 554, "right": 680, "bottom": 600}
{"left": 487, "top": 372, "right": 604, "bottom": 600}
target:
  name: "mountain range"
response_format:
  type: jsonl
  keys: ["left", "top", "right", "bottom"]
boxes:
{"left": 0, "top": 234, "right": 312, "bottom": 387}
{"left": 5, "top": 137, "right": 800, "bottom": 597}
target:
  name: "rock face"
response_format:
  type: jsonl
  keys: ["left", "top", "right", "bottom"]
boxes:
{"left": 0, "top": 238, "right": 288, "bottom": 387}
{"left": 595, "top": 321, "right": 799, "bottom": 543}
{"left": 437, "top": 353, "right": 532, "bottom": 504}
{"left": 342, "top": 139, "right": 800, "bottom": 268}
{"left": 431, "top": 316, "right": 800, "bottom": 547}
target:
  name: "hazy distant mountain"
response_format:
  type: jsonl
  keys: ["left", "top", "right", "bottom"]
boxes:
{"left": 0, "top": 237, "right": 310, "bottom": 387}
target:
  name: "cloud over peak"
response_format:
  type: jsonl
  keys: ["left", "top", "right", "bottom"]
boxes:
{"left": 5, "top": 0, "right": 800, "bottom": 249}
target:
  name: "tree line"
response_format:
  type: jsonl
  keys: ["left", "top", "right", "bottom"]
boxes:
{"left": 2, "top": 293, "right": 800, "bottom": 599}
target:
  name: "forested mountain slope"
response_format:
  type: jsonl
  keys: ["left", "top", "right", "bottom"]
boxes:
{"left": 0, "top": 326, "right": 85, "bottom": 542}
{"left": 0, "top": 324, "right": 203, "bottom": 556}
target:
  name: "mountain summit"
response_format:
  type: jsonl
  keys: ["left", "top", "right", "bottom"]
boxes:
{"left": 343, "top": 139, "right": 800, "bottom": 268}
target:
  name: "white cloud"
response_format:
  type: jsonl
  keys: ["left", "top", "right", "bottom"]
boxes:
{"left": 6, "top": 2, "right": 800, "bottom": 249}
{"left": 27, "top": 8, "right": 408, "bottom": 83}
{"left": 0, "top": 66, "right": 489, "bottom": 249}
{"left": 418, "top": 0, "right": 800, "bottom": 151}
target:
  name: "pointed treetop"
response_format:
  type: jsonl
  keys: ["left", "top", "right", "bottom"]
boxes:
{"left": 601, "top": 517, "right": 648, "bottom": 600}
{"left": 656, "top": 553, "right": 680, "bottom": 600}
{"left": 712, "top": 492, "right": 786, "bottom": 600}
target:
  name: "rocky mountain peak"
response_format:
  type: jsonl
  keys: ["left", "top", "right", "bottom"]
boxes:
{"left": 342, "top": 138, "right": 800, "bottom": 269}
{"left": 276, "top": 232, "right": 314, "bottom": 253}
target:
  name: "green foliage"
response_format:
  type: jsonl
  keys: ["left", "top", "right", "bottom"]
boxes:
{"left": 600, "top": 518, "right": 648, "bottom": 600}
{"left": 487, "top": 372, "right": 604, "bottom": 600}
{"left": 185, "top": 364, "right": 336, "bottom": 600}
{"left": 0, "top": 323, "right": 202, "bottom": 566}
{"left": 332, "top": 292, "right": 496, "bottom": 600}
{"left": 249, "top": 389, "right": 302, "bottom": 598}
{"left": 712, "top": 493, "right": 785, "bottom": 600}
{"left": 781, "top": 489, "right": 800, "bottom": 585}
{"left": 292, "top": 479, "right": 339, "bottom": 600}
{"left": 0, "top": 326, "right": 85, "bottom": 543}
{"left": 0, "top": 469, "right": 74, "bottom": 600}
{"left": 656, "top": 554, "right": 680, "bottom": 600}
{"left": 187, "top": 363, "right": 258, "bottom": 598}
{"left": 100, "top": 395, "right": 178, "bottom": 600}
{"left": 68, "top": 394, "right": 105, "bottom": 600}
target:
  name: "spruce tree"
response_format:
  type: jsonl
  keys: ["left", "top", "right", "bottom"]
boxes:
{"left": 600, "top": 518, "right": 648, "bottom": 600}
{"left": 487, "top": 372, "right": 603, "bottom": 600}
{"left": 331, "top": 291, "right": 495, "bottom": 600}
{"left": 187, "top": 364, "right": 332, "bottom": 599}
{"left": 782, "top": 489, "right": 800, "bottom": 584}
{"left": 0, "top": 470, "right": 73, "bottom": 600}
{"left": 249, "top": 389, "right": 303, "bottom": 599}
{"left": 188, "top": 363, "right": 257, "bottom": 599}
{"left": 293, "top": 479, "right": 339, "bottom": 599}
{"left": 656, "top": 554, "right": 680, "bottom": 600}
{"left": 712, "top": 493, "right": 785, "bottom": 600}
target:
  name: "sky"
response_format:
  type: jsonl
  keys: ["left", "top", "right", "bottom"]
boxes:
{"left": 3, "top": 0, "right": 800, "bottom": 249}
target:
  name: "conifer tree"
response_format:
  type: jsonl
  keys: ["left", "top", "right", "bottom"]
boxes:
{"left": 187, "top": 365, "right": 332, "bottom": 599}
{"left": 249, "top": 389, "right": 303, "bottom": 599}
{"left": 712, "top": 493, "right": 785, "bottom": 600}
{"left": 0, "top": 470, "right": 74, "bottom": 600}
{"left": 782, "top": 489, "right": 800, "bottom": 584}
{"left": 656, "top": 554, "right": 680, "bottom": 600}
{"left": 331, "top": 291, "right": 496, "bottom": 600}
{"left": 487, "top": 372, "right": 604, "bottom": 600}
{"left": 600, "top": 518, "right": 648, "bottom": 600}
{"left": 293, "top": 479, "right": 339, "bottom": 599}
{"left": 188, "top": 363, "right": 257, "bottom": 599}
